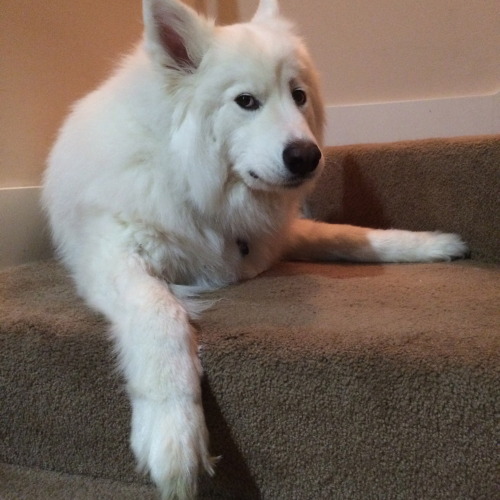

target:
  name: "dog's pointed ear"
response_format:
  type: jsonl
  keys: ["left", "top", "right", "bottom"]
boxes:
{"left": 143, "top": 0, "right": 213, "bottom": 71}
{"left": 252, "top": 0, "right": 280, "bottom": 22}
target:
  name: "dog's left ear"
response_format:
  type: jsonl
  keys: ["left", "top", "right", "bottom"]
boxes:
{"left": 143, "top": 0, "right": 213, "bottom": 72}
{"left": 252, "top": 0, "right": 280, "bottom": 22}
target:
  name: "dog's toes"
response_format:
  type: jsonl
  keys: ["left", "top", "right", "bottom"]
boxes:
{"left": 131, "top": 396, "right": 213, "bottom": 500}
{"left": 432, "top": 232, "right": 469, "bottom": 261}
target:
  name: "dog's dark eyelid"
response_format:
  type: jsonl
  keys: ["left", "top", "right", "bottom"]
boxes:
{"left": 235, "top": 93, "right": 261, "bottom": 111}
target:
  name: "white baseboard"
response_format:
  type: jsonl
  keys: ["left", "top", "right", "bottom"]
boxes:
{"left": 1, "top": 92, "right": 498, "bottom": 268}
{"left": 325, "top": 92, "right": 499, "bottom": 146}
{"left": 0, "top": 187, "right": 53, "bottom": 269}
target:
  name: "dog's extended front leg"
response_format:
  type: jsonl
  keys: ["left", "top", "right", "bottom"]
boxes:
{"left": 286, "top": 218, "right": 468, "bottom": 263}
{"left": 91, "top": 254, "right": 213, "bottom": 500}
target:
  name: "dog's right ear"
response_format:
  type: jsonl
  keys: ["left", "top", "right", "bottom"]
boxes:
{"left": 252, "top": 0, "right": 280, "bottom": 22}
{"left": 142, "top": 0, "right": 213, "bottom": 72}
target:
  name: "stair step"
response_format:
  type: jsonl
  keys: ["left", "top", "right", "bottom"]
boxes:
{"left": 1, "top": 259, "right": 498, "bottom": 498}
{"left": 313, "top": 135, "right": 500, "bottom": 263}
{"left": 0, "top": 463, "right": 156, "bottom": 500}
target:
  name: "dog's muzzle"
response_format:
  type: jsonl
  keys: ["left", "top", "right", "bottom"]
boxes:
{"left": 283, "top": 140, "right": 322, "bottom": 178}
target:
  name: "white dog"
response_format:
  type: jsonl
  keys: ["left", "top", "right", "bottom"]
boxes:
{"left": 43, "top": 0, "right": 467, "bottom": 498}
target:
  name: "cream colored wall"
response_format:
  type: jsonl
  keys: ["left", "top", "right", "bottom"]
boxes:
{"left": 258, "top": 0, "right": 500, "bottom": 104}
{"left": 1, "top": 0, "right": 142, "bottom": 188}
{"left": 1, "top": 0, "right": 499, "bottom": 187}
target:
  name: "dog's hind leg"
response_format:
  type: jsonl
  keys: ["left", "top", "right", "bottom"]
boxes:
{"left": 285, "top": 218, "right": 468, "bottom": 263}
{"left": 75, "top": 243, "right": 213, "bottom": 500}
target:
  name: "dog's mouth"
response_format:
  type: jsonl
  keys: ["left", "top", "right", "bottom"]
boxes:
{"left": 248, "top": 170, "right": 311, "bottom": 190}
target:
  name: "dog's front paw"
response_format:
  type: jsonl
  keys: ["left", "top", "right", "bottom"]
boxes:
{"left": 131, "top": 396, "right": 214, "bottom": 500}
{"left": 424, "top": 232, "right": 469, "bottom": 261}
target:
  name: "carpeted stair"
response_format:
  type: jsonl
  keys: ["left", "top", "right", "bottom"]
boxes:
{"left": 1, "top": 136, "right": 499, "bottom": 499}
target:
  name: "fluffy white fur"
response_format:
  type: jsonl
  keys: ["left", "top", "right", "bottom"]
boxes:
{"left": 43, "top": 0, "right": 467, "bottom": 498}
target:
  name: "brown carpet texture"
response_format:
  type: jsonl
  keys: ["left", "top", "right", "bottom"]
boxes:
{"left": 1, "top": 136, "right": 499, "bottom": 499}
{"left": 0, "top": 463, "right": 157, "bottom": 500}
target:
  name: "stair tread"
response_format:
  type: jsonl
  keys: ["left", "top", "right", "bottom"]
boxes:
{"left": 1, "top": 259, "right": 498, "bottom": 498}
{"left": 0, "top": 463, "right": 156, "bottom": 500}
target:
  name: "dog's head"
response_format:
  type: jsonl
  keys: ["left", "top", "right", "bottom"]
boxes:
{"left": 143, "top": 0, "right": 325, "bottom": 195}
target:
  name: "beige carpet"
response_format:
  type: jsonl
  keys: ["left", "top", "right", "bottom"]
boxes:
{"left": 1, "top": 259, "right": 498, "bottom": 499}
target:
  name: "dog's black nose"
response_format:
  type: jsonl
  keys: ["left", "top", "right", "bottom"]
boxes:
{"left": 283, "top": 140, "right": 322, "bottom": 177}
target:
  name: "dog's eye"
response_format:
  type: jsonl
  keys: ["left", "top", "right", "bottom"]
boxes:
{"left": 292, "top": 88, "right": 307, "bottom": 107}
{"left": 235, "top": 93, "right": 261, "bottom": 111}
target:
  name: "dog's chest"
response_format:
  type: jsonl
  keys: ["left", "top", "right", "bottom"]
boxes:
{"left": 135, "top": 223, "right": 282, "bottom": 288}
{"left": 197, "top": 232, "right": 283, "bottom": 286}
